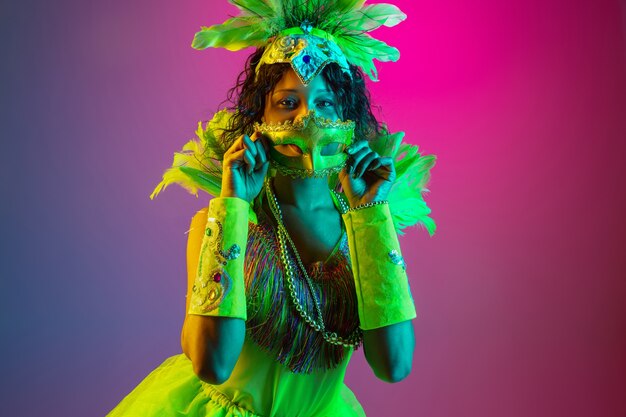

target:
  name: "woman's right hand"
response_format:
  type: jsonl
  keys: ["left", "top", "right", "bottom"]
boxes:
{"left": 220, "top": 132, "right": 270, "bottom": 202}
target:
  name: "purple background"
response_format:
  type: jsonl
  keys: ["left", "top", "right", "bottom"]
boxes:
{"left": 1, "top": 1, "right": 625, "bottom": 416}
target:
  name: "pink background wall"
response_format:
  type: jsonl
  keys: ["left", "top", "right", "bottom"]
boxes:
{"left": 1, "top": 1, "right": 625, "bottom": 416}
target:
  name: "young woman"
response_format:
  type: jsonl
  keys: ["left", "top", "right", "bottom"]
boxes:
{"left": 108, "top": 2, "right": 436, "bottom": 416}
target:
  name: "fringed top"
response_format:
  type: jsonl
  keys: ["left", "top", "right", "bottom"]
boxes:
{"left": 242, "top": 209, "right": 361, "bottom": 374}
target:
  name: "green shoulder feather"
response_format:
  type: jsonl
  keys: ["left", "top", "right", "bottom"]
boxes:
{"left": 150, "top": 110, "right": 259, "bottom": 224}
{"left": 369, "top": 129, "right": 437, "bottom": 236}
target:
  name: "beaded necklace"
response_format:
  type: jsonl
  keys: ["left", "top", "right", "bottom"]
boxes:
{"left": 264, "top": 179, "right": 362, "bottom": 348}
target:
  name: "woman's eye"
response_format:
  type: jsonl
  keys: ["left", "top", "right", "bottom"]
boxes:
{"left": 317, "top": 100, "right": 335, "bottom": 108}
{"left": 278, "top": 98, "right": 297, "bottom": 108}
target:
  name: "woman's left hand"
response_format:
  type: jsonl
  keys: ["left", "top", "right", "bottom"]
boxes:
{"left": 339, "top": 141, "right": 396, "bottom": 208}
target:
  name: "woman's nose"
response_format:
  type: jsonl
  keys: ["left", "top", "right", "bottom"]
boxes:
{"left": 294, "top": 101, "right": 312, "bottom": 121}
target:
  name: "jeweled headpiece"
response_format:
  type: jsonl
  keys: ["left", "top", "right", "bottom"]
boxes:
{"left": 191, "top": 0, "right": 407, "bottom": 84}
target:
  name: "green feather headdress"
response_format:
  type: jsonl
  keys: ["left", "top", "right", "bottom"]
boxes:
{"left": 191, "top": 0, "right": 407, "bottom": 82}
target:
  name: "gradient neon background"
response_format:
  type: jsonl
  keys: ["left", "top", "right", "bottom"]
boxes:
{"left": 1, "top": 0, "right": 625, "bottom": 416}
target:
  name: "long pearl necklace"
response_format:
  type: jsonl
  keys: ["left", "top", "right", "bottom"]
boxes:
{"left": 264, "top": 179, "right": 362, "bottom": 348}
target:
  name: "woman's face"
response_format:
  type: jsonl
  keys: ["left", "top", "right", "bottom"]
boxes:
{"left": 259, "top": 68, "right": 353, "bottom": 177}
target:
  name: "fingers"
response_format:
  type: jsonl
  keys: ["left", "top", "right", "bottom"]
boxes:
{"left": 241, "top": 134, "right": 258, "bottom": 174}
{"left": 225, "top": 133, "right": 269, "bottom": 175}
{"left": 354, "top": 151, "right": 379, "bottom": 178}
{"left": 377, "top": 156, "right": 393, "bottom": 172}
{"left": 346, "top": 142, "right": 382, "bottom": 178}
{"left": 227, "top": 148, "right": 253, "bottom": 173}
{"left": 250, "top": 132, "right": 268, "bottom": 165}
{"left": 374, "top": 156, "right": 395, "bottom": 182}
{"left": 346, "top": 140, "right": 369, "bottom": 154}
{"left": 242, "top": 134, "right": 257, "bottom": 157}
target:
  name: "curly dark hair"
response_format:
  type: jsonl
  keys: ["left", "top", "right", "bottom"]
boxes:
{"left": 220, "top": 47, "right": 381, "bottom": 147}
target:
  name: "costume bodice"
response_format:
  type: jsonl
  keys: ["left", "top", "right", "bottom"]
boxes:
{"left": 241, "top": 208, "right": 361, "bottom": 375}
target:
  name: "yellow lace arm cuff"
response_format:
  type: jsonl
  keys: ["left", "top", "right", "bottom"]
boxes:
{"left": 188, "top": 197, "right": 249, "bottom": 320}
{"left": 342, "top": 203, "right": 416, "bottom": 330}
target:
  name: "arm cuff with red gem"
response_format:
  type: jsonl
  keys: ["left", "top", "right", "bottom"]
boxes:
{"left": 188, "top": 197, "right": 249, "bottom": 320}
{"left": 342, "top": 203, "right": 416, "bottom": 330}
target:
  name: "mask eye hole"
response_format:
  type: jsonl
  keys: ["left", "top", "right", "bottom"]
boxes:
{"left": 273, "top": 144, "right": 304, "bottom": 156}
{"left": 320, "top": 142, "right": 346, "bottom": 156}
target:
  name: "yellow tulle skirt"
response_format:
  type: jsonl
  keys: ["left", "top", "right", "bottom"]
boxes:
{"left": 106, "top": 339, "right": 365, "bottom": 417}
